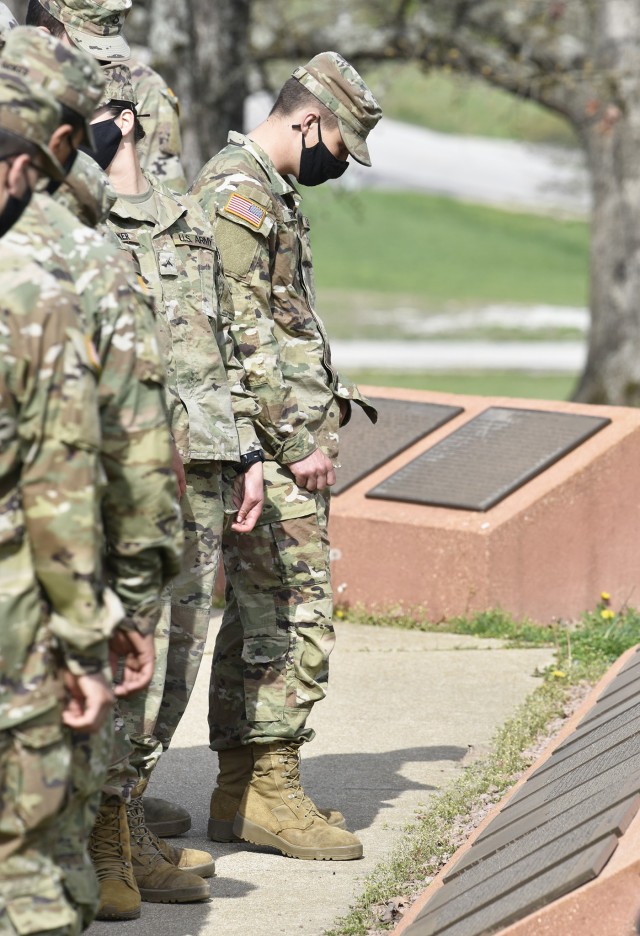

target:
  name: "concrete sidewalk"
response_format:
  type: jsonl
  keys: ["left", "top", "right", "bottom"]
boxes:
{"left": 87, "top": 616, "right": 554, "bottom": 936}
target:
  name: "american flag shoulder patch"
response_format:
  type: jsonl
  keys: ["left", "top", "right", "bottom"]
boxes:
{"left": 224, "top": 193, "right": 267, "bottom": 228}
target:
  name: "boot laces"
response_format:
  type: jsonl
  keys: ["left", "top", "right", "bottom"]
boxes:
{"left": 276, "top": 746, "right": 320, "bottom": 820}
{"left": 127, "top": 797, "right": 163, "bottom": 863}
{"left": 90, "top": 804, "right": 133, "bottom": 882}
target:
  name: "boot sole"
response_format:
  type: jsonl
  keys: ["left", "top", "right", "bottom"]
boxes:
{"left": 96, "top": 905, "right": 141, "bottom": 921}
{"left": 233, "top": 816, "right": 363, "bottom": 861}
{"left": 137, "top": 883, "right": 210, "bottom": 903}
{"left": 145, "top": 817, "right": 192, "bottom": 837}
{"left": 208, "top": 817, "right": 240, "bottom": 843}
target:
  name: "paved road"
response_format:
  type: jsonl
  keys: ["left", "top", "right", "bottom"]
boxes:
{"left": 246, "top": 93, "right": 589, "bottom": 216}
{"left": 87, "top": 614, "right": 553, "bottom": 936}
{"left": 331, "top": 339, "right": 586, "bottom": 372}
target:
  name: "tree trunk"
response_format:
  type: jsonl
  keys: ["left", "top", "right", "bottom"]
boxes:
{"left": 572, "top": 1, "right": 640, "bottom": 404}
{"left": 145, "top": 0, "right": 250, "bottom": 183}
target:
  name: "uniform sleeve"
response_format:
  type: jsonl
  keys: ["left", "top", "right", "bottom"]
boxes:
{"left": 94, "top": 268, "right": 184, "bottom": 634}
{"left": 209, "top": 205, "right": 317, "bottom": 465}
{"left": 7, "top": 280, "right": 121, "bottom": 673}
{"left": 213, "top": 248, "right": 262, "bottom": 456}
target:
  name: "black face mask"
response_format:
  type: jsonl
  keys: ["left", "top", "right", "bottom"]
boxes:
{"left": 79, "top": 118, "right": 122, "bottom": 171}
{"left": 0, "top": 187, "right": 32, "bottom": 238}
{"left": 46, "top": 148, "right": 78, "bottom": 196}
{"left": 295, "top": 119, "right": 348, "bottom": 187}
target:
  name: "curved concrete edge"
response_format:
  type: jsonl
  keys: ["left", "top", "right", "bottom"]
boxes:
{"left": 393, "top": 645, "right": 640, "bottom": 935}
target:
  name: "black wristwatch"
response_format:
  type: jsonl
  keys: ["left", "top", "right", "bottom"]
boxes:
{"left": 239, "top": 450, "right": 265, "bottom": 472}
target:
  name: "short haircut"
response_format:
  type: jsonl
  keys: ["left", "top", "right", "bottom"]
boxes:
{"left": 270, "top": 77, "right": 338, "bottom": 130}
{"left": 0, "top": 127, "right": 39, "bottom": 161}
{"left": 26, "top": 0, "right": 66, "bottom": 37}
{"left": 101, "top": 100, "right": 146, "bottom": 144}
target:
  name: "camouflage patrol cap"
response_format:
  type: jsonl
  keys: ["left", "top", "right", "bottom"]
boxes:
{"left": 0, "top": 3, "right": 18, "bottom": 48}
{"left": 292, "top": 51, "right": 382, "bottom": 167}
{"left": 99, "top": 64, "right": 137, "bottom": 109}
{"left": 0, "top": 70, "right": 64, "bottom": 180}
{"left": 38, "top": 0, "right": 131, "bottom": 62}
{"left": 0, "top": 27, "right": 105, "bottom": 147}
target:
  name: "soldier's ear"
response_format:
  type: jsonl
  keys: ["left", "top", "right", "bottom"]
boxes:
{"left": 5, "top": 153, "right": 32, "bottom": 196}
{"left": 115, "top": 108, "right": 135, "bottom": 140}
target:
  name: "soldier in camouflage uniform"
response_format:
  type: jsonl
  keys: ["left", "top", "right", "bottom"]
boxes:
{"left": 0, "top": 28, "right": 187, "bottom": 923}
{"left": 27, "top": 0, "right": 189, "bottom": 191}
{"left": 0, "top": 71, "right": 119, "bottom": 936}
{"left": 190, "top": 52, "right": 382, "bottom": 861}
{"left": 79, "top": 64, "right": 265, "bottom": 911}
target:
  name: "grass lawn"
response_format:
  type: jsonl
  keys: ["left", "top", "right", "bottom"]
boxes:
{"left": 342, "top": 369, "right": 577, "bottom": 401}
{"left": 370, "top": 64, "right": 579, "bottom": 147}
{"left": 303, "top": 189, "right": 589, "bottom": 310}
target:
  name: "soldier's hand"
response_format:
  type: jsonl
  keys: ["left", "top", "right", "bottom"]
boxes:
{"left": 171, "top": 440, "right": 187, "bottom": 499}
{"left": 109, "top": 630, "right": 155, "bottom": 698}
{"left": 289, "top": 449, "right": 336, "bottom": 492}
{"left": 231, "top": 461, "right": 264, "bottom": 534}
{"left": 61, "top": 671, "right": 114, "bottom": 733}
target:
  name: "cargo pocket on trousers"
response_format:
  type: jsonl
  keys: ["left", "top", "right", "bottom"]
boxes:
{"left": 3, "top": 876, "right": 78, "bottom": 935}
{"left": 241, "top": 631, "right": 289, "bottom": 724}
{"left": 9, "top": 714, "right": 70, "bottom": 835}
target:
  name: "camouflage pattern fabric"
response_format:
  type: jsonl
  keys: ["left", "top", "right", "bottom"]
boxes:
{"left": 210, "top": 491, "right": 334, "bottom": 748}
{"left": 130, "top": 60, "right": 188, "bottom": 193}
{"left": 51, "top": 718, "right": 113, "bottom": 928}
{"left": 106, "top": 174, "right": 260, "bottom": 463}
{"left": 4, "top": 191, "right": 183, "bottom": 635}
{"left": 38, "top": 0, "right": 132, "bottom": 62}
{"left": 190, "top": 132, "right": 376, "bottom": 746}
{"left": 54, "top": 149, "right": 116, "bottom": 228}
{"left": 0, "top": 707, "right": 80, "bottom": 936}
{"left": 0, "top": 26, "right": 105, "bottom": 146}
{"left": 0, "top": 249, "right": 115, "bottom": 934}
{"left": 115, "top": 463, "right": 223, "bottom": 795}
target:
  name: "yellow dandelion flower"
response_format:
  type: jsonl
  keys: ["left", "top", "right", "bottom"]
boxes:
{"left": 600, "top": 591, "right": 611, "bottom": 602}
{"left": 600, "top": 609, "right": 615, "bottom": 620}
{"left": 550, "top": 670, "right": 566, "bottom": 679}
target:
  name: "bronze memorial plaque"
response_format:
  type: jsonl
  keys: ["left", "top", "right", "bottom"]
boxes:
{"left": 367, "top": 407, "right": 611, "bottom": 512}
{"left": 333, "top": 398, "right": 463, "bottom": 496}
{"left": 403, "top": 656, "right": 640, "bottom": 936}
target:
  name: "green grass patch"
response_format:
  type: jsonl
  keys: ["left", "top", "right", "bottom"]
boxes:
{"left": 327, "top": 602, "right": 640, "bottom": 935}
{"left": 304, "top": 190, "right": 589, "bottom": 308}
{"left": 370, "top": 64, "right": 579, "bottom": 148}
{"left": 341, "top": 369, "right": 577, "bottom": 401}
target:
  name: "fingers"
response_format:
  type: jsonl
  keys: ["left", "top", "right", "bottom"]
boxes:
{"left": 62, "top": 674, "right": 114, "bottom": 733}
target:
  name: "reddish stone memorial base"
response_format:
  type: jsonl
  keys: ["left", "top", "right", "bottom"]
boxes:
{"left": 395, "top": 646, "right": 640, "bottom": 936}
{"left": 330, "top": 387, "right": 640, "bottom": 623}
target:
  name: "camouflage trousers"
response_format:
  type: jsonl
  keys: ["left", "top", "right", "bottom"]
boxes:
{"left": 209, "top": 490, "right": 335, "bottom": 750}
{"left": 0, "top": 702, "right": 111, "bottom": 936}
{"left": 105, "top": 462, "right": 223, "bottom": 799}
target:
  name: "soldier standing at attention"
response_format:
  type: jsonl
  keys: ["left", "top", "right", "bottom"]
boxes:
{"left": 190, "top": 52, "right": 382, "bottom": 861}
{"left": 26, "top": 0, "right": 189, "bottom": 192}
{"left": 80, "top": 65, "right": 265, "bottom": 914}
{"left": 0, "top": 71, "right": 118, "bottom": 936}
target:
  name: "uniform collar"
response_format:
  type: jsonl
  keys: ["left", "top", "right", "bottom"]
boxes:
{"left": 109, "top": 173, "right": 187, "bottom": 234}
{"left": 227, "top": 130, "right": 296, "bottom": 198}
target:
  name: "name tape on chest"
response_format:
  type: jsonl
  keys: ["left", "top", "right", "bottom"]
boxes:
{"left": 224, "top": 193, "right": 266, "bottom": 228}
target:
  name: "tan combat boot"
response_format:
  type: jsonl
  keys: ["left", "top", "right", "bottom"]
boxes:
{"left": 127, "top": 798, "right": 211, "bottom": 902}
{"left": 209, "top": 744, "right": 347, "bottom": 842}
{"left": 89, "top": 797, "right": 141, "bottom": 921}
{"left": 232, "top": 743, "right": 363, "bottom": 860}
{"left": 144, "top": 796, "right": 191, "bottom": 837}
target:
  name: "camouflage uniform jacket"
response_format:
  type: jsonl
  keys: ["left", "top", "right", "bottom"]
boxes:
{"left": 105, "top": 175, "right": 261, "bottom": 464}
{"left": 3, "top": 191, "right": 183, "bottom": 636}
{"left": 190, "top": 132, "right": 377, "bottom": 494}
{"left": 0, "top": 247, "right": 122, "bottom": 730}
{"left": 130, "top": 60, "right": 188, "bottom": 194}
